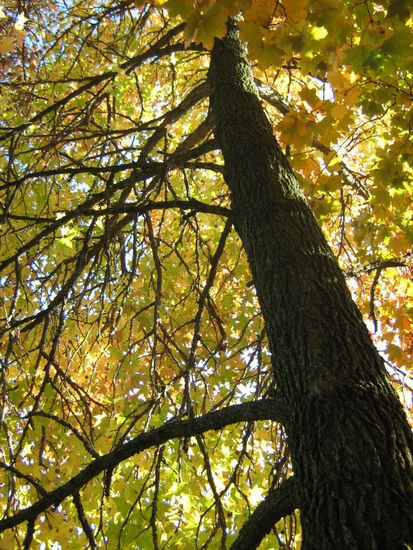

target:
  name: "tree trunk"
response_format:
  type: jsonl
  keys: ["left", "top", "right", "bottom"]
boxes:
{"left": 208, "top": 20, "right": 413, "bottom": 550}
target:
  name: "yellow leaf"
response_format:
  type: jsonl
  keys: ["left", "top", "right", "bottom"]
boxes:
{"left": 388, "top": 233, "right": 410, "bottom": 255}
{"left": 328, "top": 68, "right": 351, "bottom": 94}
{"left": 318, "top": 173, "right": 341, "bottom": 191}
{"left": 243, "top": 0, "right": 275, "bottom": 26}
{"left": 311, "top": 25, "right": 328, "bottom": 40}
{"left": 344, "top": 87, "right": 360, "bottom": 107}
{"left": 183, "top": 10, "right": 200, "bottom": 46}
{"left": 330, "top": 103, "right": 348, "bottom": 121}
{"left": 293, "top": 156, "right": 320, "bottom": 178}
{"left": 395, "top": 92, "right": 412, "bottom": 107}
{"left": 396, "top": 314, "right": 411, "bottom": 332}
{"left": 15, "top": 29, "right": 27, "bottom": 44}
{"left": 165, "top": 0, "right": 194, "bottom": 18}
{"left": 255, "top": 43, "right": 285, "bottom": 69}
{"left": 325, "top": 152, "right": 341, "bottom": 167}
{"left": 277, "top": 113, "right": 313, "bottom": 148}
{"left": 0, "top": 36, "right": 14, "bottom": 55}
{"left": 239, "top": 19, "right": 263, "bottom": 49}
{"left": 284, "top": 0, "right": 308, "bottom": 23}
{"left": 0, "top": 530, "right": 17, "bottom": 549}
{"left": 299, "top": 86, "right": 323, "bottom": 110}
{"left": 15, "top": 12, "right": 28, "bottom": 31}
{"left": 196, "top": 4, "right": 228, "bottom": 49}
{"left": 387, "top": 343, "right": 406, "bottom": 364}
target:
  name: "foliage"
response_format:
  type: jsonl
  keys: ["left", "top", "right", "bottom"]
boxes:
{"left": 0, "top": 0, "right": 412, "bottom": 548}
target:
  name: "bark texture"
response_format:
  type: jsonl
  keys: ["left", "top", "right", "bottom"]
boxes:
{"left": 208, "top": 20, "right": 413, "bottom": 550}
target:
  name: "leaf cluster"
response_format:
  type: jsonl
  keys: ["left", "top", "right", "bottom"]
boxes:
{"left": 0, "top": 0, "right": 411, "bottom": 548}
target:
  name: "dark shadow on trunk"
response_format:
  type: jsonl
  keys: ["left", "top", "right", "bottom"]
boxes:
{"left": 208, "top": 19, "right": 413, "bottom": 550}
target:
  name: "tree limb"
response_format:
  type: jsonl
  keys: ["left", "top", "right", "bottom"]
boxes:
{"left": 254, "top": 79, "right": 291, "bottom": 115}
{"left": 0, "top": 398, "right": 282, "bottom": 533}
{"left": 0, "top": 462, "right": 47, "bottom": 498}
{"left": 73, "top": 491, "right": 97, "bottom": 550}
{"left": 346, "top": 252, "right": 413, "bottom": 277}
{"left": 0, "top": 23, "right": 187, "bottom": 142}
{"left": 230, "top": 477, "right": 298, "bottom": 550}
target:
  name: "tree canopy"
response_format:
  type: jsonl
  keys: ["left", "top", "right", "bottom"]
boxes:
{"left": 0, "top": 1, "right": 412, "bottom": 548}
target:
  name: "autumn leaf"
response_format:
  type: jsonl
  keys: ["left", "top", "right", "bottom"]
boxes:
{"left": 0, "top": 1, "right": 411, "bottom": 548}
{"left": 14, "top": 12, "right": 28, "bottom": 31}
{"left": 284, "top": 0, "right": 308, "bottom": 23}
{"left": 0, "top": 36, "right": 14, "bottom": 54}
{"left": 276, "top": 112, "right": 314, "bottom": 148}
{"left": 196, "top": 3, "right": 229, "bottom": 48}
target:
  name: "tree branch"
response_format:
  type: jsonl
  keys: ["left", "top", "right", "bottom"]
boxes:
{"left": 230, "top": 477, "right": 298, "bottom": 550}
{"left": 0, "top": 23, "right": 186, "bottom": 142}
{"left": 0, "top": 461, "right": 47, "bottom": 498}
{"left": 254, "top": 78, "right": 370, "bottom": 199}
{"left": 0, "top": 398, "right": 281, "bottom": 533}
{"left": 138, "top": 81, "right": 210, "bottom": 162}
{"left": 78, "top": 199, "right": 232, "bottom": 219}
{"left": 30, "top": 412, "right": 99, "bottom": 459}
{"left": 346, "top": 252, "right": 413, "bottom": 331}
{"left": 346, "top": 252, "right": 413, "bottom": 277}
{"left": 254, "top": 79, "right": 291, "bottom": 115}
{"left": 73, "top": 491, "right": 97, "bottom": 550}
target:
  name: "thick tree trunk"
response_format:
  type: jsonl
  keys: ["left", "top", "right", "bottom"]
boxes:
{"left": 208, "top": 21, "right": 413, "bottom": 550}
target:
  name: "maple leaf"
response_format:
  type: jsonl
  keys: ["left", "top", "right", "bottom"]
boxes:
{"left": 15, "top": 12, "right": 28, "bottom": 31}
{"left": 0, "top": 36, "right": 14, "bottom": 54}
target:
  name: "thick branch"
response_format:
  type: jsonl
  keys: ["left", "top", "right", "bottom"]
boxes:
{"left": 139, "top": 82, "right": 210, "bottom": 161}
{"left": 0, "top": 191, "right": 230, "bottom": 279}
{"left": 230, "top": 477, "right": 298, "bottom": 550}
{"left": 78, "top": 199, "right": 231, "bottom": 219}
{"left": 254, "top": 79, "right": 291, "bottom": 115}
{"left": 0, "top": 398, "right": 281, "bottom": 533}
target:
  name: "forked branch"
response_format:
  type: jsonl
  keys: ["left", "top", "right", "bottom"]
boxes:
{"left": 0, "top": 398, "right": 282, "bottom": 533}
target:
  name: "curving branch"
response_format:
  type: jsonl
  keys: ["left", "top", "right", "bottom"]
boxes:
{"left": 0, "top": 23, "right": 187, "bottom": 142}
{"left": 0, "top": 192, "right": 231, "bottom": 277}
{"left": 346, "top": 252, "right": 413, "bottom": 331}
{"left": 0, "top": 398, "right": 282, "bottom": 533}
{"left": 0, "top": 461, "right": 47, "bottom": 498}
{"left": 230, "top": 477, "right": 299, "bottom": 550}
{"left": 138, "top": 81, "right": 210, "bottom": 162}
{"left": 346, "top": 252, "right": 413, "bottom": 277}
{"left": 29, "top": 412, "right": 99, "bottom": 459}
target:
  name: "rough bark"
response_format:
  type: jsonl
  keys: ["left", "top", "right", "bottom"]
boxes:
{"left": 208, "top": 20, "right": 413, "bottom": 550}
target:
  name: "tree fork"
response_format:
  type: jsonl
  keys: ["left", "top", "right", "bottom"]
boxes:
{"left": 208, "top": 20, "right": 413, "bottom": 549}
